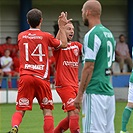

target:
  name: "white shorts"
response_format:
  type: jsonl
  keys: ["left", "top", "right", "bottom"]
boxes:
{"left": 128, "top": 82, "right": 133, "bottom": 103}
{"left": 82, "top": 93, "right": 115, "bottom": 133}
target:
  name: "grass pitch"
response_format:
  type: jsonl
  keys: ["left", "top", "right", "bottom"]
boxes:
{"left": 0, "top": 102, "right": 133, "bottom": 133}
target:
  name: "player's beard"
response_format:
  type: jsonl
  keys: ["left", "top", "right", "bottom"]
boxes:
{"left": 83, "top": 18, "right": 89, "bottom": 27}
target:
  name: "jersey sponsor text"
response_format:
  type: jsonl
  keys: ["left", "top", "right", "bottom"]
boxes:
{"left": 22, "top": 33, "right": 43, "bottom": 40}
{"left": 63, "top": 61, "right": 78, "bottom": 67}
{"left": 25, "top": 64, "right": 44, "bottom": 70}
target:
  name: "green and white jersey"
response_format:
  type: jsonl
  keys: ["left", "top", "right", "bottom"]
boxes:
{"left": 83, "top": 24, "right": 115, "bottom": 96}
{"left": 129, "top": 71, "right": 133, "bottom": 83}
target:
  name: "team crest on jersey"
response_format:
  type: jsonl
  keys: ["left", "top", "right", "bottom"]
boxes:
{"left": 73, "top": 48, "right": 79, "bottom": 56}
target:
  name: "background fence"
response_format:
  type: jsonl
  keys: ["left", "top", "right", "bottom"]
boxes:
{"left": 0, "top": 75, "right": 130, "bottom": 103}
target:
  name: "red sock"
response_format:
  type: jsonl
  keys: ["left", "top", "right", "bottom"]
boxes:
{"left": 54, "top": 117, "right": 69, "bottom": 133}
{"left": 69, "top": 115, "right": 80, "bottom": 133}
{"left": 44, "top": 116, "right": 54, "bottom": 133}
{"left": 11, "top": 112, "right": 23, "bottom": 127}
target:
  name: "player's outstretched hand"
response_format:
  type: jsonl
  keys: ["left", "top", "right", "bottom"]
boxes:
{"left": 74, "top": 94, "right": 83, "bottom": 110}
{"left": 58, "top": 12, "right": 72, "bottom": 27}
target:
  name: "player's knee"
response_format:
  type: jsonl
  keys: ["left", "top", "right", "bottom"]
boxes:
{"left": 68, "top": 109, "right": 79, "bottom": 116}
{"left": 74, "top": 109, "right": 80, "bottom": 115}
{"left": 43, "top": 109, "right": 52, "bottom": 116}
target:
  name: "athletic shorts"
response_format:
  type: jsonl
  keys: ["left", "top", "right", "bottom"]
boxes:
{"left": 16, "top": 75, "right": 53, "bottom": 111}
{"left": 56, "top": 86, "right": 78, "bottom": 112}
{"left": 128, "top": 82, "right": 133, "bottom": 103}
{"left": 82, "top": 93, "right": 115, "bottom": 133}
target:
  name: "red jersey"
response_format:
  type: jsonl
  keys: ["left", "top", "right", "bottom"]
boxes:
{"left": 49, "top": 55, "right": 55, "bottom": 76}
{"left": 18, "top": 29, "right": 61, "bottom": 80}
{"left": 53, "top": 42, "right": 82, "bottom": 87}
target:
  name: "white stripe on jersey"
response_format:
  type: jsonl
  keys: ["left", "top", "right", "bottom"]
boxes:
{"left": 43, "top": 58, "right": 49, "bottom": 79}
{"left": 84, "top": 33, "right": 101, "bottom": 61}
{"left": 62, "top": 45, "right": 79, "bottom": 51}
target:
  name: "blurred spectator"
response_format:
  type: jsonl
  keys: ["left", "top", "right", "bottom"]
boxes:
{"left": 0, "top": 36, "right": 12, "bottom": 57}
{"left": 115, "top": 34, "right": 133, "bottom": 73}
{"left": 6, "top": 36, "right": 12, "bottom": 44}
{"left": 0, "top": 49, "right": 13, "bottom": 88}
{"left": 12, "top": 50, "right": 20, "bottom": 75}
{"left": 12, "top": 50, "right": 20, "bottom": 87}
{"left": 0, "top": 36, "right": 18, "bottom": 58}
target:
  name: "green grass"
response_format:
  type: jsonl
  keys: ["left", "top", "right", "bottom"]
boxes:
{"left": 0, "top": 102, "right": 133, "bottom": 133}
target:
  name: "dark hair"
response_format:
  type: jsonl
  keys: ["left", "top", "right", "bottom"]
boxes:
{"left": 6, "top": 36, "right": 12, "bottom": 41}
{"left": 26, "top": 8, "right": 42, "bottom": 28}
{"left": 119, "top": 34, "right": 125, "bottom": 39}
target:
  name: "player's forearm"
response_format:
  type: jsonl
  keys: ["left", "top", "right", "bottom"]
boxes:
{"left": 58, "top": 26, "right": 67, "bottom": 48}
{"left": 57, "top": 12, "right": 68, "bottom": 48}
{"left": 78, "top": 63, "right": 94, "bottom": 95}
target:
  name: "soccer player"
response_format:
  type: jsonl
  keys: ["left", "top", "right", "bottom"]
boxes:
{"left": 8, "top": 8, "right": 69, "bottom": 133}
{"left": 74, "top": 0, "right": 116, "bottom": 133}
{"left": 120, "top": 72, "right": 133, "bottom": 133}
{"left": 53, "top": 21, "right": 82, "bottom": 133}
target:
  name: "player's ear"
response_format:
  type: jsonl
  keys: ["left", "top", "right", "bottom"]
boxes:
{"left": 86, "top": 9, "right": 90, "bottom": 17}
{"left": 40, "top": 18, "right": 43, "bottom": 23}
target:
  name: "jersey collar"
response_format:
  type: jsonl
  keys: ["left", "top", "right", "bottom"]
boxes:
{"left": 29, "top": 28, "right": 40, "bottom": 30}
